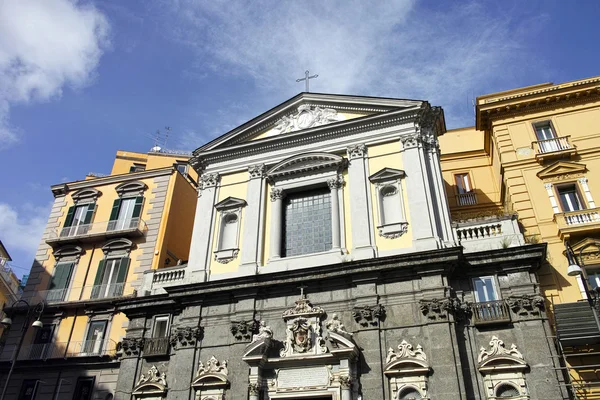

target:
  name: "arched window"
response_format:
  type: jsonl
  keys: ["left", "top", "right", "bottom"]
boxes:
{"left": 214, "top": 197, "right": 246, "bottom": 264}
{"left": 219, "top": 213, "right": 238, "bottom": 250}
{"left": 496, "top": 383, "right": 520, "bottom": 398}
{"left": 369, "top": 168, "right": 408, "bottom": 239}
{"left": 381, "top": 185, "right": 402, "bottom": 224}
{"left": 398, "top": 387, "right": 422, "bottom": 399}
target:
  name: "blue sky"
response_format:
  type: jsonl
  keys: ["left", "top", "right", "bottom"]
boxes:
{"left": 0, "top": 0, "right": 599, "bottom": 277}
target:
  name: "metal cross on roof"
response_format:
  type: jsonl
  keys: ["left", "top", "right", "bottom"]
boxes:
{"left": 296, "top": 70, "right": 318, "bottom": 92}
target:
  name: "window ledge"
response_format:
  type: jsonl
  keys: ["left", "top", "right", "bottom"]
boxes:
{"left": 378, "top": 222, "right": 408, "bottom": 239}
{"left": 263, "top": 248, "right": 345, "bottom": 273}
{"left": 214, "top": 248, "right": 239, "bottom": 264}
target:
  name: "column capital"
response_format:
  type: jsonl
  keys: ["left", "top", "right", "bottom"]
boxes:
{"left": 327, "top": 176, "right": 344, "bottom": 190}
{"left": 201, "top": 172, "right": 220, "bottom": 189}
{"left": 270, "top": 188, "right": 285, "bottom": 202}
{"left": 248, "top": 164, "right": 266, "bottom": 179}
{"left": 346, "top": 143, "right": 367, "bottom": 159}
{"left": 400, "top": 133, "right": 420, "bottom": 149}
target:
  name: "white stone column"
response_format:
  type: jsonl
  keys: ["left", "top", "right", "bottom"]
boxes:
{"left": 269, "top": 188, "right": 285, "bottom": 260}
{"left": 400, "top": 134, "right": 438, "bottom": 250}
{"left": 544, "top": 183, "right": 560, "bottom": 213}
{"left": 240, "top": 164, "right": 266, "bottom": 274}
{"left": 579, "top": 177, "right": 596, "bottom": 208}
{"left": 346, "top": 144, "right": 376, "bottom": 260}
{"left": 425, "top": 132, "right": 454, "bottom": 244}
{"left": 328, "top": 177, "right": 343, "bottom": 250}
{"left": 187, "top": 172, "right": 220, "bottom": 282}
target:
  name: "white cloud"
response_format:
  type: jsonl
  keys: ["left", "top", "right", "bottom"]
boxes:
{"left": 0, "top": 202, "right": 50, "bottom": 258}
{"left": 0, "top": 0, "right": 110, "bottom": 148}
{"left": 165, "top": 0, "right": 541, "bottom": 127}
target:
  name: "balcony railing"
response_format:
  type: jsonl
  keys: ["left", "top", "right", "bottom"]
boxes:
{"left": 452, "top": 215, "right": 524, "bottom": 253}
{"left": 143, "top": 337, "right": 170, "bottom": 357}
{"left": 456, "top": 192, "right": 477, "bottom": 206}
{"left": 31, "top": 282, "right": 133, "bottom": 304}
{"left": 471, "top": 300, "right": 511, "bottom": 325}
{"left": 0, "top": 265, "right": 22, "bottom": 299}
{"left": 46, "top": 218, "right": 147, "bottom": 245}
{"left": 11, "top": 339, "right": 118, "bottom": 360}
{"left": 533, "top": 136, "right": 574, "bottom": 155}
{"left": 554, "top": 207, "right": 600, "bottom": 238}
{"left": 142, "top": 264, "right": 188, "bottom": 295}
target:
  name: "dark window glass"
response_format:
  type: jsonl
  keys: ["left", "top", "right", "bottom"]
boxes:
{"left": 283, "top": 188, "right": 332, "bottom": 257}
{"left": 496, "top": 383, "right": 520, "bottom": 397}
{"left": 557, "top": 185, "right": 583, "bottom": 212}
{"left": 18, "top": 380, "right": 39, "bottom": 400}
{"left": 73, "top": 377, "right": 95, "bottom": 400}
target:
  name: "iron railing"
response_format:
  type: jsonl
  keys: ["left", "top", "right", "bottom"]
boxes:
{"left": 12, "top": 339, "right": 118, "bottom": 360}
{"left": 457, "top": 192, "right": 477, "bottom": 206}
{"left": 471, "top": 300, "right": 511, "bottom": 325}
{"left": 533, "top": 136, "right": 573, "bottom": 154}
{"left": 33, "top": 282, "right": 131, "bottom": 303}
{"left": 143, "top": 337, "right": 170, "bottom": 357}
{"left": 47, "top": 218, "right": 147, "bottom": 243}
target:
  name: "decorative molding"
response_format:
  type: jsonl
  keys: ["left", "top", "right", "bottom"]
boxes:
{"left": 282, "top": 296, "right": 325, "bottom": 319}
{"left": 352, "top": 304, "right": 386, "bottom": 327}
{"left": 280, "top": 293, "right": 328, "bottom": 358}
{"left": 119, "top": 337, "right": 144, "bottom": 356}
{"left": 115, "top": 181, "right": 148, "bottom": 197}
{"left": 378, "top": 222, "right": 408, "bottom": 239}
{"left": 214, "top": 196, "right": 247, "bottom": 211}
{"left": 197, "top": 355, "right": 229, "bottom": 376}
{"left": 214, "top": 249, "right": 239, "bottom": 264}
{"left": 271, "top": 104, "right": 345, "bottom": 135}
{"left": 325, "top": 314, "right": 352, "bottom": 336}
{"left": 52, "top": 245, "right": 84, "bottom": 262}
{"left": 419, "top": 298, "right": 462, "bottom": 321}
{"left": 230, "top": 320, "right": 259, "bottom": 341}
{"left": 327, "top": 176, "right": 344, "bottom": 190}
{"left": 338, "top": 375, "right": 352, "bottom": 389}
{"left": 369, "top": 167, "right": 406, "bottom": 183}
{"left": 399, "top": 133, "right": 419, "bottom": 149}
{"left": 71, "top": 188, "right": 101, "bottom": 203}
{"left": 248, "top": 382, "right": 260, "bottom": 396}
{"left": 169, "top": 326, "right": 203, "bottom": 349}
{"left": 101, "top": 238, "right": 134, "bottom": 255}
{"left": 248, "top": 164, "right": 266, "bottom": 179}
{"left": 386, "top": 340, "right": 427, "bottom": 364}
{"left": 346, "top": 143, "right": 367, "bottom": 159}
{"left": 251, "top": 320, "right": 273, "bottom": 343}
{"left": 201, "top": 172, "right": 220, "bottom": 189}
{"left": 134, "top": 365, "right": 167, "bottom": 394}
{"left": 270, "top": 188, "right": 285, "bottom": 202}
{"left": 267, "top": 152, "right": 346, "bottom": 181}
{"left": 478, "top": 336, "right": 524, "bottom": 365}
{"left": 507, "top": 295, "right": 544, "bottom": 316}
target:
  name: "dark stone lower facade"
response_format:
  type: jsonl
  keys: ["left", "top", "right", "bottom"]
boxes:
{"left": 111, "top": 244, "right": 568, "bottom": 400}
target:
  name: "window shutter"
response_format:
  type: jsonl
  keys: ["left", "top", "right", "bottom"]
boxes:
{"left": 131, "top": 196, "right": 144, "bottom": 219}
{"left": 109, "top": 199, "right": 122, "bottom": 221}
{"left": 116, "top": 257, "right": 130, "bottom": 283}
{"left": 91, "top": 259, "right": 106, "bottom": 299}
{"left": 49, "top": 262, "right": 74, "bottom": 290}
{"left": 64, "top": 206, "right": 76, "bottom": 227}
{"left": 83, "top": 203, "right": 96, "bottom": 225}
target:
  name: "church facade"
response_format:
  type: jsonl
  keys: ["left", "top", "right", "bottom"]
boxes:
{"left": 112, "top": 94, "right": 565, "bottom": 400}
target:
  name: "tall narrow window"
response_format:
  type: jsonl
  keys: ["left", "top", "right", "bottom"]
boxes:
{"left": 91, "top": 257, "right": 130, "bottom": 299}
{"left": 62, "top": 203, "right": 96, "bottom": 237}
{"left": 473, "top": 276, "right": 499, "bottom": 302}
{"left": 557, "top": 185, "right": 583, "bottom": 212}
{"left": 108, "top": 196, "right": 143, "bottom": 231}
{"left": 83, "top": 320, "right": 107, "bottom": 355}
{"left": 29, "top": 325, "right": 54, "bottom": 360}
{"left": 153, "top": 316, "right": 170, "bottom": 338}
{"left": 47, "top": 261, "right": 74, "bottom": 302}
{"left": 18, "top": 380, "right": 39, "bottom": 400}
{"left": 283, "top": 188, "right": 332, "bottom": 257}
{"left": 535, "top": 122, "right": 559, "bottom": 153}
{"left": 455, "top": 173, "right": 476, "bottom": 206}
{"left": 73, "top": 377, "right": 96, "bottom": 400}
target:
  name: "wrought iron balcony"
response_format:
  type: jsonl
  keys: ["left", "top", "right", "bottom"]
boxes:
{"left": 143, "top": 337, "right": 170, "bottom": 357}
{"left": 30, "top": 282, "right": 133, "bottom": 304}
{"left": 533, "top": 136, "right": 576, "bottom": 160}
{"left": 471, "top": 300, "right": 511, "bottom": 326}
{"left": 456, "top": 192, "right": 477, "bottom": 206}
{"left": 46, "top": 218, "right": 147, "bottom": 246}
{"left": 554, "top": 207, "right": 600, "bottom": 239}
{"left": 1, "top": 339, "right": 118, "bottom": 361}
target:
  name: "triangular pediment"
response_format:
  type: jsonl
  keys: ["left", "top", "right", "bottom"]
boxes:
{"left": 214, "top": 196, "right": 247, "bottom": 211}
{"left": 369, "top": 168, "right": 406, "bottom": 183}
{"left": 537, "top": 161, "right": 587, "bottom": 179}
{"left": 197, "top": 93, "right": 424, "bottom": 151}
{"left": 565, "top": 237, "right": 600, "bottom": 264}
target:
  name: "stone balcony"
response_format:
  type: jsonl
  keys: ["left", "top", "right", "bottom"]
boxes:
{"left": 142, "top": 264, "right": 188, "bottom": 295}
{"left": 533, "top": 135, "right": 577, "bottom": 161}
{"left": 452, "top": 214, "right": 525, "bottom": 253}
{"left": 554, "top": 207, "right": 600, "bottom": 239}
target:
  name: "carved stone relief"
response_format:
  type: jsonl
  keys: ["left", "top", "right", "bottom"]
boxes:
{"left": 352, "top": 304, "right": 386, "bottom": 327}
{"left": 251, "top": 320, "right": 273, "bottom": 343}
{"left": 325, "top": 313, "right": 352, "bottom": 336}
{"left": 169, "top": 326, "right": 203, "bottom": 349}
{"left": 478, "top": 336, "right": 524, "bottom": 364}
{"left": 231, "top": 320, "right": 259, "bottom": 341}
{"left": 507, "top": 294, "right": 544, "bottom": 317}
{"left": 280, "top": 294, "right": 328, "bottom": 357}
{"left": 271, "top": 104, "right": 345, "bottom": 135}
{"left": 119, "top": 337, "right": 145, "bottom": 356}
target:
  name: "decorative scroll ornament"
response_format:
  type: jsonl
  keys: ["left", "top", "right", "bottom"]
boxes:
{"left": 136, "top": 365, "right": 167, "bottom": 387}
{"left": 119, "top": 337, "right": 144, "bottom": 356}
{"left": 201, "top": 172, "right": 220, "bottom": 189}
{"left": 231, "top": 320, "right": 259, "bottom": 341}
{"left": 478, "top": 336, "right": 524, "bottom": 364}
{"left": 270, "top": 188, "right": 285, "bottom": 202}
{"left": 282, "top": 295, "right": 325, "bottom": 318}
{"left": 197, "top": 356, "right": 229, "bottom": 376}
{"left": 325, "top": 314, "right": 352, "bottom": 336}
{"left": 419, "top": 297, "right": 459, "bottom": 320}
{"left": 248, "top": 164, "right": 266, "bottom": 179}
{"left": 386, "top": 340, "right": 427, "bottom": 364}
{"left": 346, "top": 143, "right": 367, "bottom": 159}
{"left": 272, "top": 104, "right": 344, "bottom": 135}
{"left": 507, "top": 294, "right": 545, "bottom": 316}
{"left": 280, "top": 291, "right": 327, "bottom": 357}
{"left": 251, "top": 320, "right": 273, "bottom": 343}
{"left": 352, "top": 304, "right": 386, "bottom": 327}
{"left": 169, "top": 326, "right": 204, "bottom": 349}
{"left": 248, "top": 382, "right": 260, "bottom": 396}
{"left": 338, "top": 375, "right": 352, "bottom": 389}
{"left": 378, "top": 223, "right": 408, "bottom": 239}
{"left": 399, "top": 133, "right": 420, "bottom": 149}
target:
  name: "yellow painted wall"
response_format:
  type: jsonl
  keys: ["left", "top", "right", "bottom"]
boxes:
{"left": 209, "top": 171, "right": 248, "bottom": 275}
{"left": 367, "top": 142, "right": 412, "bottom": 251}
{"left": 110, "top": 151, "right": 198, "bottom": 183}
{"left": 111, "top": 151, "right": 148, "bottom": 175}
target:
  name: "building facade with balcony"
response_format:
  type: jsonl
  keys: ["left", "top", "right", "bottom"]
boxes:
{"left": 110, "top": 94, "right": 563, "bottom": 400}
{"left": 0, "top": 150, "right": 198, "bottom": 399}
{"left": 0, "top": 241, "right": 22, "bottom": 340}
{"left": 440, "top": 76, "right": 600, "bottom": 398}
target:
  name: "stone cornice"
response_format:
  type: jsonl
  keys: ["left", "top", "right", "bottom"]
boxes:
{"left": 461, "top": 243, "right": 547, "bottom": 274}
{"left": 50, "top": 168, "right": 176, "bottom": 198}
{"left": 191, "top": 105, "right": 429, "bottom": 167}
{"left": 476, "top": 78, "right": 600, "bottom": 130}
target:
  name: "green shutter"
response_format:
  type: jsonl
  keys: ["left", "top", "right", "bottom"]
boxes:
{"left": 131, "top": 196, "right": 144, "bottom": 219}
{"left": 116, "top": 257, "right": 130, "bottom": 283}
{"left": 91, "top": 259, "right": 106, "bottom": 299}
{"left": 83, "top": 203, "right": 96, "bottom": 224}
{"left": 109, "top": 199, "right": 122, "bottom": 221}
{"left": 64, "top": 206, "right": 76, "bottom": 227}
{"left": 49, "top": 262, "right": 73, "bottom": 290}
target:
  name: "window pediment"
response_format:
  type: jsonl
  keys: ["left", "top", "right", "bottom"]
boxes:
{"left": 115, "top": 181, "right": 148, "bottom": 197}
{"left": 369, "top": 167, "right": 406, "bottom": 183}
{"left": 53, "top": 245, "right": 84, "bottom": 260}
{"left": 133, "top": 365, "right": 168, "bottom": 397}
{"left": 478, "top": 336, "right": 527, "bottom": 373}
{"left": 71, "top": 188, "right": 101, "bottom": 203}
{"left": 102, "top": 238, "right": 134, "bottom": 254}
{"left": 537, "top": 161, "right": 586, "bottom": 180}
{"left": 267, "top": 152, "right": 345, "bottom": 181}
{"left": 214, "top": 196, "right": 247, "bottom": 211}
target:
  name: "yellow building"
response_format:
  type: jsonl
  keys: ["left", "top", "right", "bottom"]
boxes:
{"left": 0, "top": 241, "right": 21, "bottom": 339}
{"left": 440, "top": 76, "right": 600, "bottom": 399}
{"left": 0, "top": 149, "right": 198, "bottom": 399}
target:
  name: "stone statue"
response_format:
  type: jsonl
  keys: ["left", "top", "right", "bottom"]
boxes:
{"left": 251, "top": 320, "right": 273, "bottom": 343}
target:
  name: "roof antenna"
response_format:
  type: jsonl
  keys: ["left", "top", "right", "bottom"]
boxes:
{"left": 150, "top": 129, "right": 162, "bottom": 153}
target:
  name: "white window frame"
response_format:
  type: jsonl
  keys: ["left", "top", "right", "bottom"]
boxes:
{"left": 213, "top": 197, "right": 246, "bottom": 264}
{"left": 472, "top": 276, "right": 500, "bottom": 303}
{"left": 555, "top": 183, "right": 585, "bottom": 212}
{"left": 152, "top": 315, "right": 171, "bottom": 338}
{"left": 369, "top": 168, "right": 408, "bottom": 239}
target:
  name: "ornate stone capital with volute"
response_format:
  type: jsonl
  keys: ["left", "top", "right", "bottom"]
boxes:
{"left": 201, "top": 172, "right": 220, "bottom": 189}
{"left": 248, "top": 164, "right": 266, "bottom": 179}
{"left": 507, "top": 294, "right": 545, "bottom": 317}
{"left": 338, "top": 375, "right": 352, "bottom": 389}
{"left": 419, "top": 297, "right": 463, "bottom": 321}
{"left": 270, "top": 188, "right": 285, "bottom": 202}
{"left": 231, "top": 319, "right": 259, "bottom": 341}
{"left": 119, "top": 337, "right": 145, "bottom": 357}
{"left": 248, "top": 382, "right": 260, "bottom": 396}
{"left": 400, "top": 133, "right": 420, "bottom": 149}
{"left": 327, "top": 176, "right": 344, "bottom": 190}
{"left": 352, "top": 304, "right": 386, "bottom": 327}
{"left": 169, "top": 326, "right": 204, "bottom": 349}
{"left": 346, "top": 143, "right": 367, "bottom": 159}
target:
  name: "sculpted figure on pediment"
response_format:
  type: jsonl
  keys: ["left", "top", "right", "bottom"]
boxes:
{"left": 271, "top": 104, "right": 345, "bottom": 135}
